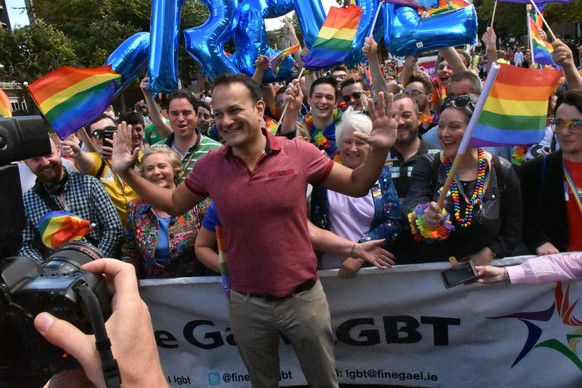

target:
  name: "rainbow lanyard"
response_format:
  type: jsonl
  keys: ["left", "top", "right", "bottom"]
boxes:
{"left": 563, "top": 160, "right": 582, "bottom": 214}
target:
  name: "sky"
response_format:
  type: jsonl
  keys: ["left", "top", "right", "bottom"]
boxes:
{"left": 5, "top": 0, "right": 339, "bottom": 30}
{"left": 5, "top": 0, "right": 28, "bottom": 29}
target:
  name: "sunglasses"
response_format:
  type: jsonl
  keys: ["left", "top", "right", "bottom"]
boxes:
{"left": 439, "top": 95, "right": 476, "bottom": 113}
{"left": 550, "top": 119, "right": 582, "bottom": 135}
{"left": 342, "top": 91, "right": 365, "bottom": 103}
{"left": 91, "top": 126, "right": 117, "bottom": 139}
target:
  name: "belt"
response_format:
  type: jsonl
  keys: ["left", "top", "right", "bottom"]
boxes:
{"left": 245, "top": 279, "right": 316, "bottom": 301}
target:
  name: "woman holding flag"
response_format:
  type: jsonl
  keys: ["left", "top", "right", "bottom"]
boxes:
{"left": 403, "top": 94, "right": 523, "bottom": 265}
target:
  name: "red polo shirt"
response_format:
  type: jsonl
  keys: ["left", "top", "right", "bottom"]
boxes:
{"left": 185, "top": 130, "right": 334, "bottom": 296}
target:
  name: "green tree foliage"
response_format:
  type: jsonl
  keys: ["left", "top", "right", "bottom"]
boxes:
{"left": 0, "top": 20, "right": 76, "bottom": 83}
{"left": 6, "top": 0, "right": 210, "bottom": 85}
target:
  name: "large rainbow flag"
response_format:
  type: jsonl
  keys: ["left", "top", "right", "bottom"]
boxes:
{"left": 468, "top": 64, "right": 562, "bottom": 147}
{"left": 303, "top": 5, "right": 362, "bottom": 70}
{"left": 27, "top": 65, "right": 121, "bottom": 140}
{"left": 0, "top": 89, "right": 12, "bottom": 117}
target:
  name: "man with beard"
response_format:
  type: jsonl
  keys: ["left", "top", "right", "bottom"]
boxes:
{"left": 385, "top": 94, "right": 439, "bottom": 199}
{"left": 20, "top": 137, "right": 122, "bottom": 262}
{"left": 61, "top": 113, "right": 143, "bottom": 226}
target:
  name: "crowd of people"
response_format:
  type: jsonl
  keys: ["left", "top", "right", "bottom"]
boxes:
{"left": 14, "top": 17, "right": 582, "bottom": 387}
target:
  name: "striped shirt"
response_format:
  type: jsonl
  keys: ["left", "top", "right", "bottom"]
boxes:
{"left": 157, "top": 131, "right": 222, "bottom": 183}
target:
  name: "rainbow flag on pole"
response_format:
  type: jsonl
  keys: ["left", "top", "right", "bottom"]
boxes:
{"left": 468, "top": 64, "right": 562, "bottom": 147}
{"left": 0, "top": 89, "right": 12, "bottom": 117}
{"left": 268, "top": 45, "right": 300, "bottom": 75}
{"left": 303, "top": 5, "right": 362, "bottom": 70}
{"left": 27, "top": 65, "right": 121, "bottom": 140}
{"left": 528, "top": 12, "right": 558, "bottom": 67}
{"left": 39, "top": 211, "right": 92, "bottom": 249}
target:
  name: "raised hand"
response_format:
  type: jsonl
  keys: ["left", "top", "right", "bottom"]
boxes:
{"left": 353, "top": 92, "right": 398, "bottom": 151}
{"left": 111, "top": 121, "right": 139, "bottom": 177}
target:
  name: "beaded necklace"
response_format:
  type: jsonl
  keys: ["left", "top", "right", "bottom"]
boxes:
{"left": 441, "top": 148, "right": 490, "bottom": 228}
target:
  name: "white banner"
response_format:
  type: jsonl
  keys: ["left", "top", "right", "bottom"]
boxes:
{"left": 140, "top": 257, "right": 582, "bottom": 387}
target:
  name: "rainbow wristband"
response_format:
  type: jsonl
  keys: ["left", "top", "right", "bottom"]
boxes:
{"left": 408, "top": 203, "right": 454, "bottom": 243}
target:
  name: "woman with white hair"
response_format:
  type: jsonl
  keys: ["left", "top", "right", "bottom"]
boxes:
{"left": 310, "top": 108, "right": 401, "bottom": 278}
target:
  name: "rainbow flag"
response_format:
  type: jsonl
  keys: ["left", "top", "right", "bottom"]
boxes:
{"left": 303, "top": 5, "right": 362, "bottom": 70}
{"left": 215, "top": 225, "right": 230, "bottom": 300}
{"left": 27, "top": 65, "right": 121, "bottom": 140}
{"left": 39, "top": 211, "right": 92, "bottom": 249}
{"left": 0, "top": 89, "right": 11, "bottom": 117}
{"left": 268, "top": 45, "right": 300, "bottom": 75}
{"left": 427, "top": 0, "right": 468, "bottom": 15}
{"left": 468, "top": 64, "right": 562, "bottom": 147}
{"left": 528, "top": 12, "right": 558, "bottom": 67}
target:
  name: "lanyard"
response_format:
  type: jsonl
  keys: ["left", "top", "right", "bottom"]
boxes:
{"left": 563, "top": 160, "right": 582, "bottom": 214}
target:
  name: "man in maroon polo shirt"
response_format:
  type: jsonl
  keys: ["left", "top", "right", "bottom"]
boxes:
{"left": 112, "top": 73, "right": 398, "bottom": 387}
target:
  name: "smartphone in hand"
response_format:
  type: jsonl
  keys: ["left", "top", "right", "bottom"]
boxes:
{"left": 441, "top": 261, "right": 478, "bottom": 288}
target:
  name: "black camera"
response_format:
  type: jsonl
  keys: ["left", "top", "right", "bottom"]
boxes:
{"left": 0, "top": 241, "right": 111, "bottom": 383}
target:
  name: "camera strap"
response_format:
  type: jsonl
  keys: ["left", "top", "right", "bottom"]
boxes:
{"left": 76, "top": 284, "right": 121, "bottom": 388}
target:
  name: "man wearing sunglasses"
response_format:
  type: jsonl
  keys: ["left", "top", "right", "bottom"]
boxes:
{"left": 61, "top": 113, "right": 143, "bottom": 226}
{"left": 340, "top": 77, "right": 369, "bottom": 113}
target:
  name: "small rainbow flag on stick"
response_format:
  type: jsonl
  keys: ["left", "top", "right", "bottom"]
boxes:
{"left": 466, "top": 63, "right": 562, "bottom": 147}
{"left": 268, "top": 45, "right": 300, "bottom": 75}
{"left": 528, "top": 11, "right": 558, "bottom": 67}
{"left": 0, "top": 89, "right": 12, "bottom": 117}
{"left": 215, "top": 225, "right": 230, "bottom": 301}
{"left": 39, "top": 211, "right": 93, "bottom": 249}
{"left": 27, "top": 65, "right": 121, "bottom": 140}
{"left": 303, "top": 4, "right": 362, "bottom": 70}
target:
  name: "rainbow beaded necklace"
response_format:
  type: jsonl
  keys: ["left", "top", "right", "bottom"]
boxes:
{"left": 441, "top": 148, "right": 490, "bottom": 228}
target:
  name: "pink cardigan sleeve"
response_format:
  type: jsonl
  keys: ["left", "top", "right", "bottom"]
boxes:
{"left": 507, "top": 253, "right": 582, "bottom": 285}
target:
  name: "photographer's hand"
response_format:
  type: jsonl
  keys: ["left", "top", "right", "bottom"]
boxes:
{"left": 35, "top": 259, "right": 168, "bottom": 388}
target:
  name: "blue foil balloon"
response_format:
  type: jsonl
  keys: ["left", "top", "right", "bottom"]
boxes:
{"left": 383, "top": 4, "right": 478, "bottom": 57}
{"left": 292, "top": 0, "right": 325, "bottom": 49}
{"left": 183, "top": 0, "right": 239, "bottom": 81}
{"left": 105, "top": 32, "right": 150, "bottom": 97}
{"left": 148, "top": 0, "right": 185, "bottom": 92}
{"left": 231, "top": 0, "right": 295, "bottom": 82}
{"left": 344, "top": 0, "right": 382, "bottom": 68}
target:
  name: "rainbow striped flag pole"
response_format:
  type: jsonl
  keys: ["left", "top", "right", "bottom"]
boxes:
{"left": 215, "top": 225, "right": 230, "bottom": 301}
{"left": 437, "top": 63, "right": 562, "bottom": 206}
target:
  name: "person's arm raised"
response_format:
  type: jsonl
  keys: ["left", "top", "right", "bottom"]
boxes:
{"left": 322, "top": 92, "right": 398, "bottom": 196}
{"left": 112, "top": 121, "right": 204, "bottom": 215}
{"left": 552, "top": 39, "right": 582, "bottom": 90}
{"left": 140, "top": 77, "right": 173, "bottom": 138}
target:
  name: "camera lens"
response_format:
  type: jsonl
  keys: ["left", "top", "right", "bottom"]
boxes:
{"left": 42, "top": 241, "right": 103, "bottom": 274}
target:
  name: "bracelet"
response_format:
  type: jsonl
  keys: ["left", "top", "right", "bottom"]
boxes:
{"left": 350, "top": 243, "right": 357, "bottom": 257}
{"left": 503, "top": 268, "right": 511, "bottom": 285}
